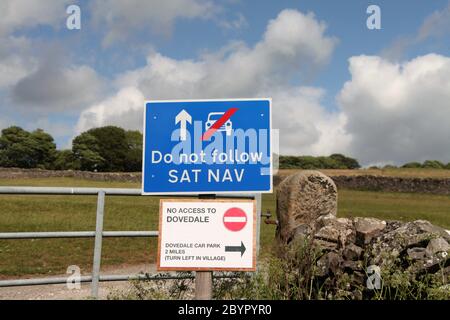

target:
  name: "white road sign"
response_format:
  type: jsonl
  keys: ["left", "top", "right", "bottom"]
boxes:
{"left": 157, "top": 199, "right": 256, "bottom": 271}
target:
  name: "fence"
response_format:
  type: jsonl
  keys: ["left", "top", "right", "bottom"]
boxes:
{"left": 0, "top": 186, "right": 261, "bottom": 298}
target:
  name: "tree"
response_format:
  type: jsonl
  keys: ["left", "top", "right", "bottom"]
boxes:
{"left": 278, "top": 154, "right": 360, "bottom": 170}
{"left": 329, "top": 154, "right": 361, "bottom": 169}
{"left": 0, "top": 126, "right": 32, "bottom": 167}
{"left": 402, "top": 162, "right": 422, "bottom": 168}
{"left": 88, "top": 126, "right": 128, "bottom": 171}
{"left": 422, "top": 160, "right": 444, "bottom": 169}
{"left": 72, "top": 132, "right": 105, "bottom": 171}
{"left": 0, "top": 126, "right": 56, "bottom": 169}
{"left": 71, "top": 126, "right": 142, "bottom": 172}
{"left": 124, "top": 130, "right": 143, "bottom": 172}
{"left": 53, "top": 150, "right": 76, "bottom": 170}
{"left": 29, "top": 129, "right": 57, "bottom": 168}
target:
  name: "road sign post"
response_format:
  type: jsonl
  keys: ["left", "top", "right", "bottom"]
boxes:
{"left": 195, "top": 194, "right": 215, "bottom": 300}
{"left": 195, "top": 271, "right": 213, "bottom": 300}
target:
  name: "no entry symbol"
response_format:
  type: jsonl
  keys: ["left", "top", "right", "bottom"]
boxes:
{"left": 223, "top": 207, "right": 247, "bottom": 232}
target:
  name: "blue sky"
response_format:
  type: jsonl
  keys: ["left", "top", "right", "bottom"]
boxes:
{"left": 1, "top": 0, "right": 450, "bottom": 165}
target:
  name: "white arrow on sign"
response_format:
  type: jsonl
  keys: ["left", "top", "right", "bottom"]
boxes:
{"left": 175, "top": 109, "right": 192, "bottom": 141}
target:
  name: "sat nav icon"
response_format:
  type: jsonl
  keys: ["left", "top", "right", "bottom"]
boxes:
{"left": 205, "top": 112, "right": 233, "bottom": 136}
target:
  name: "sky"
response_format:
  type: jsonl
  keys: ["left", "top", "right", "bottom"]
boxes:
{"left": 0, "top": 0, "right": 450, "bottom": 166}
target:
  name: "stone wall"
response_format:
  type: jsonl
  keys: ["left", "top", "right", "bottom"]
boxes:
{"left": 331, "top": 175, "right": 450, "bottom": 195}
{"left": 276, "top": 171, "right": 450, "bottom": 299}
{"left": 275, "top": 173, "right": 450, "bottom": 195}
{"left": 2, "top": 168, "right": 450, "bottom": 195}
{"left": 0, "top": 168, "right": 141, "bottom": 182}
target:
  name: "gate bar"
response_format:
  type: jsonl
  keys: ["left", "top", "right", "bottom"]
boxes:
{"left": 91, "top": 191, "right": 105, "bottom": 298}
{"left": 0, "top": 231, "right": 159, "bottom": 239}
{"left": 0, "top": 186, "right": 255, "bottom": 198}
{"left": 0, "top": 273, "right": 239, "bottom": 287}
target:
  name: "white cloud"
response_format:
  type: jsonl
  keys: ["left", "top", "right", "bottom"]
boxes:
{"left": 0, "top": 0, "right": 71, "bottom": 89}
{"left": 0, "top": 36, "right": 37, "bottom": 89}
{"left": 90, "top": 0, "right": 217, "bottom": 46}
{"left": 114, "top": 9, "right": 337, "bottom": 98}
{"left": 12, "top": 61, "right": 105, "bottom": 112}
{"left": 0, "top": 0, "right": 70, "bottom": 36}
{"left": 338, "top": 54, "right": 450, "bottom": 165}
{"left": 76, "top": 87, "right": 145, "bottom": 134}
{"left": 269, "top": 86, "right": 349, "bottom": 156}
{"left": 76, "top": 9, "right": 342, "bottom": 156}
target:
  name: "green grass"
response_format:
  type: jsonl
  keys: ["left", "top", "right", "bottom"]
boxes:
{"left": 0, "top": 177, "right": 448, "bottom": 277}
{"left": 338, "top": 189, "right": 450, "bottom": 229}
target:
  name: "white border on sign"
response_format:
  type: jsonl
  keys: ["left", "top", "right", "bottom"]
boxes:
{"left": 141, "top": 98, "right": 273, "bottom": 195}
{"left": 157, "top": 198, "right": 257, "bottom": 272}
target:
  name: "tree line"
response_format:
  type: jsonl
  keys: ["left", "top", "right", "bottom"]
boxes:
{"left": 395, "top": 161, "right": 450, "bottom": 170}
{"left": 0, "top": 126, "right": 142, "bottom": 172}
{"left": 279, "top": 154, "right": 361, "bottom": 169}
{"left": 1, "top": 125, "right": 449, "bottom": 172}
{"left": 279, "top": 155, "right": 450, "bottom": 170}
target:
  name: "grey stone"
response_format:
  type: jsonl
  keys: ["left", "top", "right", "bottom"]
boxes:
{"left": 315, "top": 226, "right": 340, "bottom": 244}
{"left": 426, "top": 237, "right": 450, "bottom": 254}
{"left": 313, "top": 215, "right": 355, "bottom": 250}
{"left": 316, "top": 214, "right": 352, "bottom": 228}
{"left": 370, "top": 220, "right": 450, "bottom": 267}
{"left": 276, "top": 171, "right": 337, "bottom": 243}
{"left": 354, "top": 217, "right": 386, "bottom": 246}
{"left": 376, "top": 220, "right": 450, "bottom": 253}
{"left": 313, "top": 238, "right": 339, "bottom": 251}
{"left": 406, "top": 247, "right": 429, "bottom": 261}
{"left": 326, "top": 252, "right": 343, "bottom": 275}
{"left": 316, "top": 251, "right": 343, "bottom": 276}
{"left": 414, "top": 220, "right": 450, "bottom": 241}
{"left": 343, "top": 244, "right": 363, "bottom": 261}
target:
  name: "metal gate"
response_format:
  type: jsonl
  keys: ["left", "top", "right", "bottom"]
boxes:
{"left": 0, "top": 186, "right": 261, "bottom": 298}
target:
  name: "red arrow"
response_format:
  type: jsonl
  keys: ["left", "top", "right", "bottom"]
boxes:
{"left": 201, "top": 107, "right": 238, "bottom": 141}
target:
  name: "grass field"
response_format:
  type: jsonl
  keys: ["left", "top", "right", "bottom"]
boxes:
{"left": 0, "top": 176, "right": 449, "bottom": 278}
{"left": 279, "top": 168, "right": 450, "bottom": 178}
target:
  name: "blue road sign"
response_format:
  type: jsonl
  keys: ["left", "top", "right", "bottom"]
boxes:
{"left": 142, "top": 99, "right": 272, "bottom": 194}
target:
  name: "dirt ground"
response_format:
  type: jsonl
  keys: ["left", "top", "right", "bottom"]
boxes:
{"left": 0, "top": 263, "right": 155, "bottom": 300}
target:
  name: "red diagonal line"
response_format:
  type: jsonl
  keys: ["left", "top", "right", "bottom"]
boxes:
{"left": 201, "top": 107, "right": 238, "bottom": 141}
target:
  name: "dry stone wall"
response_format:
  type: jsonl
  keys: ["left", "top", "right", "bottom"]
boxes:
{"left": 0, "top": 168, "right": 141, "bottom": 182}
{"left": 276, "top": 171, "right": 450, "bottom": 299}
{"left": 275, "top": 173, "right": 450, "bottom": 195}
{"left": 1, "top": 168, "right": 450, "bottom": 195}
